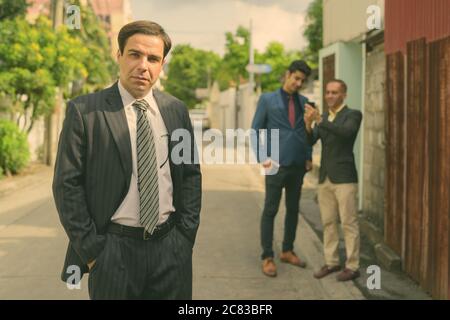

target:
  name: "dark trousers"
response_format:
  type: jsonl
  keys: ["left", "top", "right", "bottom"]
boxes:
{"left": 88, "top": 225, "right": 193, "bottom": 300}
{"left": 261, "top": 165, "right": 306, "bottom": 259}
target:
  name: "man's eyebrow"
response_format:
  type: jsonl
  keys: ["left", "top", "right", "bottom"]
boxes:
{"left": 127, "top": 48, "right": 142, "bottom": 54}
{"left": 147, "top": 54, "right": 162, "bottom": 61}
{"left": 127, "top": 49, "right": 162, "bottom": 60}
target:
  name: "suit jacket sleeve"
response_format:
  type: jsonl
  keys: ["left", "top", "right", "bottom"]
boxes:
{"left": 302, "top": 98, "right": 313, "bottom": 160}
{"left": 318, "top": 110, "right": 362, "bottom": 138}
{"left": 52, "top": 101, "right": 106, "bottom": 265}
{"left": 306, "top": 123, "right": 320, "bottom": 146}
{"left": 177, "top": 104, "right": 202, "bottom": 245}
{"left": 250, "top": 94, "right": 269, "bottom": 163}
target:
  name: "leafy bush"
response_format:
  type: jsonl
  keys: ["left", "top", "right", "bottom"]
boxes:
{"left": 0, "top": 119, "right": 30, "bottom": 175}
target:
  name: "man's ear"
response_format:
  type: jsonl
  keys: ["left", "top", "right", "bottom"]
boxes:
{"left": 116, "top": 49, "right": 121, "bottom": 62}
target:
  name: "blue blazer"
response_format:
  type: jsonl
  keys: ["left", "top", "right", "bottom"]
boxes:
{"left": 251, "top": 89, "right": 312, "bottom": 166}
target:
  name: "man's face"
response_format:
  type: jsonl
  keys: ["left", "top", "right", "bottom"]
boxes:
{"left": 284, "top": 70, "right": 306, "bottom": 94}
{"left": 117, "top": 34, "right": 165, "bottom": 99}
{"left": 325, "top": 82, "right": 346, "bottom": 109}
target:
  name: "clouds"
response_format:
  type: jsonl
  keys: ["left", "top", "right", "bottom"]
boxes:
{"left": 130, "top": 0, "right": 312, "bottom": 56}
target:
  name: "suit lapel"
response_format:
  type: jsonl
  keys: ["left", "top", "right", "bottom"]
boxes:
{"left": 332, "top": 105, "right": 349, "bottom": 126}
{"left": 295, "top": 95, "right": 305, "bottom": 127}
{"left": 103, "top": 82, "right": 132, "bottom": 182}
{"left": 320, "top": 106, "right": 348, "bottom": 141}
{"left": 320, "top": 112, "right": 330, "bottom": 139}
{"left": 153, "top": 89, "right": 178, "bottom": 136}
{"left": 153, "top": 89, "right": 181, "bottom": 167}
{"left": 275, "top": 90, "right": 290, "bottom": 125}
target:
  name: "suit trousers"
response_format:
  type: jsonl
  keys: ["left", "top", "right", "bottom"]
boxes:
{"left": 261, "top": 165, "right": 305, "bottom": 259}
{"left": 318, "top": 177, "right": 360, "bottom": 271}
{"left": 88, "top": 225, "right": 193, "bottom": 300}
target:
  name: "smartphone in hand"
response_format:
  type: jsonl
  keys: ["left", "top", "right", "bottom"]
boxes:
{"left": 307, "top": 101, "right": 316, "bottom": 108}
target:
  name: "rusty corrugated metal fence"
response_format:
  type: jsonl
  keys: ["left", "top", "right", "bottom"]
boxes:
{"left": 385, "top": 0, "right": 450, "bottom": 55}
{"left": 385, "top": 36, "right": 450, "bottom": 299}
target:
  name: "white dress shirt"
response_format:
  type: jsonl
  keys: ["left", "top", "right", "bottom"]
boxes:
{"left": 111, "top": 81, "right": 175, "bottom": 227}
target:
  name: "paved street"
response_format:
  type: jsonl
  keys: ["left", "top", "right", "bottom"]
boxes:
{"left": 0, "top": 163, "right": 364, "bottom": 300}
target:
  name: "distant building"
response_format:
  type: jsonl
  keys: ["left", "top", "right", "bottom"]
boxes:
{"left": 27, "top": 0, "right": 132, "bottom": 58}
{"left": 89, "top": 0, "right": 132, "bottom": 57}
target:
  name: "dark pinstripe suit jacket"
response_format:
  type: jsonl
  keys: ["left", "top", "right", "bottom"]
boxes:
{"left": 52, "top": 82, "right": 202, "bottom": 282}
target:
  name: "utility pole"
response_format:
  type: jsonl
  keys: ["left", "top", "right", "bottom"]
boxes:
{"left": 249, "top": 19, "right": 255, "bottom": 90}
{"left": 45, "top": 0, "right": 64, "bottom": 166}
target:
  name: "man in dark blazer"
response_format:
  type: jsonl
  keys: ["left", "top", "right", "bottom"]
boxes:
{"left": 52, "top": 21, "right": 201, "bottom": 299}
{"left": 304, "top": 79, "right": 362, "bottom": 282}
{"left": 251, "top": 60, "right": 313, "bottom": 277}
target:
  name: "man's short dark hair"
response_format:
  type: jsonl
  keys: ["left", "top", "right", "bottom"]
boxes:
{"left": 288, "top": 60, "right": 312, "bottom": 77}
{"left": 118, "top": 20, "right": 172, "bottom": 58}
{"left": 327, "top": 79, "right": 348, "bottom": 93}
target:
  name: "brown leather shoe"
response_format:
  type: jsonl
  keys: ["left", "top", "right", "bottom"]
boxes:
{"left": 313, "top": 265, "right": 342, "bottom": 279}
{"left": 262, "top": 258, "right": 277, "bottom": 277}
{"left": 336, "top": 268, "right": 360, "bottom": 281}
{"left": 280, "top": 251, "right": 306, "bottom": 268}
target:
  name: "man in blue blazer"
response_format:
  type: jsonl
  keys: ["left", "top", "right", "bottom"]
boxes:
{"left": 251, "top": 60, "right": 313, "bottom": 277}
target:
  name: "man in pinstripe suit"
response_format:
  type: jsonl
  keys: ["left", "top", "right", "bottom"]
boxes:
{"left": 53, "top": 21, "right": 201, "bottom": 299}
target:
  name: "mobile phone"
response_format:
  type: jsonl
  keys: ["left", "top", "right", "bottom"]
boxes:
{"left": 307, "top": 101, "right": 316, "bottom": 108}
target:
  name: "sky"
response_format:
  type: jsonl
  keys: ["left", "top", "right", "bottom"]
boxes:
{"left": 130, "top": 0, "right": 313, "bottom": 56}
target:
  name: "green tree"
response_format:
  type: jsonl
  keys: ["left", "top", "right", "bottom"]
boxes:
{"left": 255, "top": 42, "right": 302, "bottom": 92}
{"left": 303, "top": 0, "right": 322, "bottom": 69}
{"left": 216, "top": 26, "right": 251, "bottom": 90}
{"left": 68, "top": 0, "right": 117, "bottom": 94}
{"left": 0, "top": 16, "right": 88, "bottom": 133}
{"left": 163, "top": 44, "right": 221, "bottom": 108}
{"left": 0, "top": 0, "right": 29, "bottom": 20}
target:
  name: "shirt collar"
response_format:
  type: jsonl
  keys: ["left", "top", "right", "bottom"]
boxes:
{"left": 329, "top": 103, "right": 345, "bottom": 117}
{"left": 118, "top": 80, "right": 154, "bottom": 110}
{"left": 280, "top": 88, "right": 298, "bottom": 98}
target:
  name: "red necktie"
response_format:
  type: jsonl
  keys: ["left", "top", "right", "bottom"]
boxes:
{"left": 288, "top": 95, "right": 295, "bottom": 128}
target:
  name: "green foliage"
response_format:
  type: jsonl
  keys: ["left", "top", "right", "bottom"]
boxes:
{"left": 163, "top": 44, "right": 221, "bottom": 108}
{"left": 0, "top": 0, "right": 28, "bottom": 20}
{"left": 303, "top": 0, "right": 323, "bottom": 69}
{"left": 216, "top": 26, "right": 251, "bottom": 89}
{"left": 0, "top": 16, "right": 88, "bottom": 132}
{"left": 0, "top": 1, "right": 117, "bottom": 134}
{"left": 164, "top": 25, "right": 310, "bottom": 99}
{"left": 68, "top": 0, "right": 117, "bottom": 93}
{"left": 0, "top": 119, "right": 30, "bottom": 175}
{"left": 255, "top": 42, "right": 302, "bottom": 92}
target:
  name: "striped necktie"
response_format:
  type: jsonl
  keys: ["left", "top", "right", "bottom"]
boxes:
{"left": 133, "top": 99, "right": 159, "bottom": 234}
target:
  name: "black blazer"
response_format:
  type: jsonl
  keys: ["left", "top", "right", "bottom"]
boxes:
{"left": 306, "top": 106, "right": 362, "bottom": 184}
{"left": 52, "top": 82, "right": 201, "bottom": 282}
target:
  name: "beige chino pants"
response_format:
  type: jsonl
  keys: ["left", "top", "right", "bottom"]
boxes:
{"left": 318, "top": 177, "right": 360, "bottom": 271}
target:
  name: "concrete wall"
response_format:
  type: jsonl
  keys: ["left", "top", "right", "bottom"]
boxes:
{"left": 362, "top": 42, "right": 386, "bottom": 230}
{"left": 236, "top": 84, "right": 258, "bottom": 131}
{"left": 323, "top": 0, "right": 385, "bottom": 46}
{"left": 208, "top": 86, "right": 237, "bottom": 132}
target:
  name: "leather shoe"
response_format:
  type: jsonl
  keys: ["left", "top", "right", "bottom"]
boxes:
{"left": 262, "top": 258, "right": 277, "bottom": 277}
{"left": 336, "top": 268, "right": 360, "bottom": 281}
{"left": 280, "top": 251, "right": 306, "bottom": 268}
{"left": 313, "top": 265, "right": 342, "bottom": 279}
